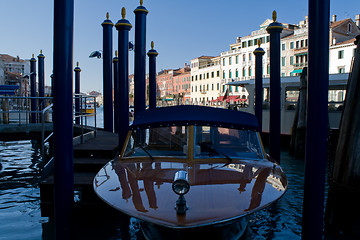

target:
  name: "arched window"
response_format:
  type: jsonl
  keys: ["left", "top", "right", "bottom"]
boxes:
{"left": 229, "top": 70, "right": 232, "bottom": 79}
{"left": 236, "top": 69, "right": 239, "bottom": 78}
{"left": 223, "top": 70, "right": 226, "bottom": 79}
{"left": 242, "top": 67, "right": 246, "bottom": 77}
{"left": 248, "top": 67, "right": 252, "bottom": 76}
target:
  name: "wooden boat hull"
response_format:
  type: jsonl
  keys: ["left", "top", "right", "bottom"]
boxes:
{"left": 140, "top": 216, "right": 248, "bottom": 240}
{"left": 93, "top": 158, "right": 287, "bottom": 228}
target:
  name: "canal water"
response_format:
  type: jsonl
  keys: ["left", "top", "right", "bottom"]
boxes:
{"left": 0, "top": 108, "right": 308, "bottom": 239}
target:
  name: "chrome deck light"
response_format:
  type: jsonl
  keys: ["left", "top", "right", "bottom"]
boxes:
{"left": 172, "top": 170, "right": 190, "bottom": 214}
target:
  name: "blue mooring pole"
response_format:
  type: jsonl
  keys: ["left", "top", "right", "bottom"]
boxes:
{"left": 30, "top": 55, "right": 37, "bottom": 123}
{"left": 147, "top": 41, "right": 158, "bottom": 110}
{"left": 253, "top": 42, "right": 265, "bottom": 133}
{"left": 102, "top": 13, "right": 114, "bottom": 132}
{"left": 50, "top": 74, "right": 54, "bottom": 97}
{"left": 134, "top": 0, "right": 148, "bottom": 118}
{"left": 53, "top": 0, "right": 74, "bottom": 238}
{"left": 116, "top": 7, "right": 132, "bottom": 149}
{"left": 38, "top": 50, "right": 45, "bottom": 122}
{"left": 301, "top": 0, "right": 330, "bottom": 239}
{"left": 113, "top": 51, "right": 119, "bottom": 133}
{"left": 266, "top": 11, "right": 283, "bottom": 163}
{"left": 74, "top": 62, "right": 81, "bottom": 125}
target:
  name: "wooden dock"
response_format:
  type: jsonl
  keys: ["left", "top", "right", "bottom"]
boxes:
{"left": 40, "top": 130, "right": 120, "bottom": 217}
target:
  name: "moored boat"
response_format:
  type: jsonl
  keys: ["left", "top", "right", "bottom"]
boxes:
{"left": 93, "top": 105, "right": 287, "bottom": 239}
{"left": 81, "top": 101, "right": 95, "bottom": 114}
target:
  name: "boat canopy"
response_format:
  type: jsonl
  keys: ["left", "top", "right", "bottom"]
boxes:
{"left": 130, "top": 105, "right": 259, "bottom": 131}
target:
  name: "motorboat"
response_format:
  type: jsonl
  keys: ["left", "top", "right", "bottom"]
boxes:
{"left": 81, "top": 101, "right": 96, "bottom": 114}
{"left": 93, "top": 105, "right": 287, "bottom": 240}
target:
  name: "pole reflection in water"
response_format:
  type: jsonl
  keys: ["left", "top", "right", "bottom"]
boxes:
{"left": 0, "top": 140, "right": 305, "bottom": 240}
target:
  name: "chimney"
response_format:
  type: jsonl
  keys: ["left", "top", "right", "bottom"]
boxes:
{"left": 356, "top": 14, "right": 360, "bottom": 27}
{"left": 332, "top": 14, "right": 337, "bottom": 23}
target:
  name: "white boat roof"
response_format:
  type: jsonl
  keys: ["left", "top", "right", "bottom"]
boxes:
{"left": 227, "top": 73, "right": 350, "bottom": 86}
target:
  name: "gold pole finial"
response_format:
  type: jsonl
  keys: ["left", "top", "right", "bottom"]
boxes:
{"left": 32, "top": 54, "right": 34, "bottom": 58}
{"left": 151, "top": 41, "right": 154, "bottom": 50}
{"left": 121, "top": 7, "right": 126, "bottom": 19}
{"left": 272, "top": 10, "right": 277, "bottom": 22}
{"left": 115, "top": 50, "right": 118, "bottom": 57}
{"left": 258, "top": 39, "right": 261, "bottom": 48}
{"left": 40, "top": 50, "right": 43, "bottom": 54}
{"left": 140, "top": 0, "right": 143, "bottom": 6}
{"left": 106, "top": 12, "right": 109, "bottom": 20}
{"left": 77, "top": 62, "right": 79, "bottom": 67}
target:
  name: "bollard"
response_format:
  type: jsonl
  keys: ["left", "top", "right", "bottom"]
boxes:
{"left": 50, "top": 73, "right": 54, "bottom": 97}
{"left": 266, "top": 11, "right": 283, "bottom": 163}
{"left": 253, "top": 41, "right": 265, "bottom": 133}
{"left": 53, "top": 0, "right": 74, "bottom": 238}
{"left": 301, "top": 0, "right": 330, "bottom": 239}
{"left": 30, "top": 54, "right": 37, "bottom": 123}
{"left": 102, "top": 12, "right": 114, "bottom": 132}
{"left": 116, "top": 7, "right": 132, "bottom": 149}
{"left": 74, "top": 62, "right": 81, "bottom": 125}
{"left": 38, "top": 50, "right": 45, "bottom": 122}
{"left": 134, "top": 0, "right": 148, "bottom": 118}
{"left": 147, "top": 41, "right": 158, "bottom": 110}
{"left": 113, "top": 51, "right": 119, "bottom": 133}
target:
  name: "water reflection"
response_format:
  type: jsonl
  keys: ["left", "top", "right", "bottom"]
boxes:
{"left": 0, "top": 140, "right": 46, "bottom": 240}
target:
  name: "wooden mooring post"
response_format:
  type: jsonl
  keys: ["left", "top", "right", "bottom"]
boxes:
{"left": 289, "top": 67, "right": 307, "bottom": 158}
{"left": 324, "top": 35, "right": 360, "bottom": 240}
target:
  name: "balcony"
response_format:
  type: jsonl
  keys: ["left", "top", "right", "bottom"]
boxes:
{"left": 293, "top": 62, "right": 308, "bottom": 69}
{"left": 294, "top": 47, "right": 308, "bottom": 55}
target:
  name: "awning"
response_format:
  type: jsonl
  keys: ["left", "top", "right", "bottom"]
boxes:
{"left": 295, "top": 52, "right": 307, "bottom": 56}
{"left": 226, "top": 95, "right": 240, "bottom": 103}
{"left": 291, "top": 69, "right": 303, "bottom": 74}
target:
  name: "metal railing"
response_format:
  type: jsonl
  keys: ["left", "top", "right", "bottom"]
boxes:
{"left": 0, "top": 96, "right": 52, "bottom": 125}
{"left": 73, "top": 93, "right": 97, "bottom": 143}
{"left": 0, "top": 94, "right": 98, "bottom": 159}
{"left": 41, "top": 103, "right": 53, "bottom": 161}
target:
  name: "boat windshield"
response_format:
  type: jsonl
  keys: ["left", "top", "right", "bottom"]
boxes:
{"left": 124, "top": 126, "right": 188, "bottom": 158}
{"left": 195, "top": 126, "right": 264, "bottom": 160}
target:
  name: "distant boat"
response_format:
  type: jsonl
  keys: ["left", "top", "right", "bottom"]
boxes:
{"left": 81, "top": 102, "right": 95, "bottom": 114}
{"left": 228, "top": 73, "right": 348, "bottom": 135}
{"left": 93, "top": 105, "right": 287, "bottom": 240}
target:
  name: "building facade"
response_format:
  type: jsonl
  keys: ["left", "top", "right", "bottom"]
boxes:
{"left": 0, "top": 54, "right": 31, "bottom": 97}
{"left": 190, "top": 56, "right": 221, "bottom": 105}
{"left": 172, "top": 64, "right": 191, "bottom": 104}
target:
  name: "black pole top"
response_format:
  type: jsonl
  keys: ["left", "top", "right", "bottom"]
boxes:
{"left": 102, "top": 12, "right": 114, "bottom": 27}
{"left": 266, "top": 11, "right": 283, "bottom": 33}
{"left": 113, "top": 50, "right": 119, "bottom": 62}
{"left": 134, "top": 0, "right": 148, "bottom": 14}
{"left": 38, "top": 50, "right": 45, "bottom": 58}
{"left": 74, "top": 62, "right": 81, "bottom": 72}
{"left": 116, "top": 8, "right": 132, "bottom": 31}
{"left": 30, "top": 54, "right": 37, "bottom": 62}
{"left": 147, "top": 41, "right": 158, "bottom": 57}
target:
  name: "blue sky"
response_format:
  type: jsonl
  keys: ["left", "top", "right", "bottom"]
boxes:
{"left": 0, "top": 0, "right": 358, "bottom": 93}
